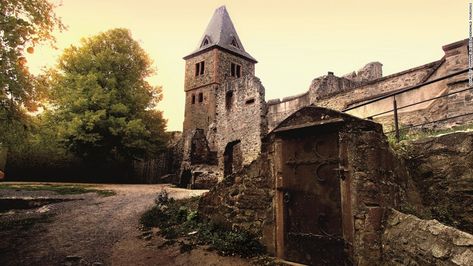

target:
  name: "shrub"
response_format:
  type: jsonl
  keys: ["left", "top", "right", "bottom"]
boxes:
{"left": 140, "top": 195, "right": 265, "bottom": 258}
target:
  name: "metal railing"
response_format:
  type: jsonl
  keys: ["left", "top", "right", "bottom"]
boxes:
{"left": 342, "top": 68, "right": 472, "bottom": 142}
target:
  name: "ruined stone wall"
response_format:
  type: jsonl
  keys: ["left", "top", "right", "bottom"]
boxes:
{"left": 318, "top": 60, "right": 439, "bottom": 111}
{"left": 404, "top": 131, "right": 473, "bottom": 234}
{"left": 267, "top": 40, "right": 469, "bottom": 132}
{"left": 308, "top": 72, "right": 360, "bottom": 101}
{"left": 266, "top": 57, "right": 440, "bottom": 131}
{"left": 214, "top": 75, "right": 267, "bottom": 178}
{"left": 266, "top": 92, "right": 310, "bottom": 131}
{"left": 343, "top": 62, "right": 383, "bottom": 83}
{"left": 198, "top": 156, "right": 274, "bottom": 238}
{"left": 348, "top": 39, "right": 469, "bottom": 131}
{"left": 340, "top": 123, "right": 417, "bottom": 265}
{"left": 382, "top": 209, "right": 473, "bottom": 266}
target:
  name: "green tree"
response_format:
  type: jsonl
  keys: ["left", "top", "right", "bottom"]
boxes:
{"left": 0, "top": 0, "right": 64, "bottom": 145}
{"left": 51, "top": 28, "right": 168, "bottom": 163}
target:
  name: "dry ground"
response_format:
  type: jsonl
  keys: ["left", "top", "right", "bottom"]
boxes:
{"left": 0, "top": 182, "right": 252, "bottom": 266}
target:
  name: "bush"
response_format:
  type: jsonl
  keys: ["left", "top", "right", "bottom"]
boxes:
{"left": 140, "top": 195, "right": 265, "bottom": 258}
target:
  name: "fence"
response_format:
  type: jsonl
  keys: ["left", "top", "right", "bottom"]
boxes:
{"left": 342, "top": 68, "right": 471, "bottom": 141}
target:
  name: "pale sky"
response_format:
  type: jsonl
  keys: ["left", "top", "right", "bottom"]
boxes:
{"left": 26, "top": 0, "right": 468, "bottom": 131}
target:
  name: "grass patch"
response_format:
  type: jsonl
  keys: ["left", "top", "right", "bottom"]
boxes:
{"left": 0, "top": 214, "right": 53, "bottom": 231}
{"left": 387, "top": 123, "right": 473, "bottom": 144}
{"left": 140, "top": 192, "right": 265, "bottom": 258}
{"left": 0, "top": 184, "right": 116, "bottom": 197}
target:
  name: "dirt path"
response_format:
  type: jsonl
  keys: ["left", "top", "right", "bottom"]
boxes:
{"left": 0, "top": 183, "right": 251, "bottom": 266}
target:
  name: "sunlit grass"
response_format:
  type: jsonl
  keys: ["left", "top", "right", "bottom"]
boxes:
{"left": 0, "top": 184, "right": 116, "bottom": 197}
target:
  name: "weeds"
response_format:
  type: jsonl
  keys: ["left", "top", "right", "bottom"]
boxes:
{"left": 140, "top": 194, "right": 265, "bottom": 258}
{"left": 386, "top": 122, "right": 473, "bottom": 145}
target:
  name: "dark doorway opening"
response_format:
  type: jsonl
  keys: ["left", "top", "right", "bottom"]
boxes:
{"left": 223, "top": 140, "right": 242, "bottom": 177}
{"left": 179, "top": 169, "right": 192, "bottom": 188}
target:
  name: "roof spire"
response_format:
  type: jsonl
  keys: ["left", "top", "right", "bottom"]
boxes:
{"left": 184, "top": 6, "right": 256, "bottom": 62}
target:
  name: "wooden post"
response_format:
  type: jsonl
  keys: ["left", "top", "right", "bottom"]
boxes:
{"left": 393, "top": 96, "right": 400, "bottom": 142}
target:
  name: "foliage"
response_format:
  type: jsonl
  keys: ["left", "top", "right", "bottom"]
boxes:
{"left": 3, "top": 111, "right": 83, "bottom": 180}
{"left": 387, "top": 123, "right": 473, "bottom": 144}
{"left": 387, "top": 122, "right": 473, "bottom": 156}
{"left": 0, "top": 0, "right": 64, "bottom": 145}
{"left": 0, "top": 183, "right": 116, "bottom": 196}
{"left": 49, "top": 28, "right": 168, "bottom": 162}
{"left": 140, "top": 195, "right": 265, "bottom": 258}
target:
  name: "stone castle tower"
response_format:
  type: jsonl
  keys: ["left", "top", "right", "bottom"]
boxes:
{"left": 182, "top": 6, "right": 257, "bottom": 134}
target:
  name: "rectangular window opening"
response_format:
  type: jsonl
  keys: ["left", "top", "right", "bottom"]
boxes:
{"left": 245, "top": 98, "right": 255, "bottom": 105}
{"left": 231, "top": 63, "right": 242, "bottom": 78}
{"left": 198, "top": 92, "right": 203, "bottom": 103}
{"left": 231, "top": 63, "right": 236, "bottom": 77}
{"left": 236, "top": 65, "right": 241, "bottom": 78}
{"left": 195, "top": 61, "right": 205, "bottom": 76}
{"left": 191, "top": 94, "right": 196, "bottom": 104}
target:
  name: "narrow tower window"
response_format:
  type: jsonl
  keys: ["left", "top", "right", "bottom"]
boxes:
{"left": 195, "top": 61, "right": 205, "bottom": 76}
{"left": 230, "top": 63, "right": 241, "bottom": 78}
{"left": 225, "top": 91, "right": 233, "bottom": 110}
{"left": 198, "top": 92, "right": 203, "bottom": 103}
{"left": 191, "top": 94, "right": 196, "bottom": 104}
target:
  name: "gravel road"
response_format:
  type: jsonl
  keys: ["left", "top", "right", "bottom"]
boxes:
{"left": 0, "top": 183, "right": 249, "bottom": 266}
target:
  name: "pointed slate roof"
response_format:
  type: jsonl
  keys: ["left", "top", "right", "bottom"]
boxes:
{"left": 184, "top": 6, "right": 257, "bottom": 63}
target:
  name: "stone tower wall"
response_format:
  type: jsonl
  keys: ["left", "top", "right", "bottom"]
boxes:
{"left": 183, "top": 50, "right": 219, "bottom": 134}
{"left": 213, "top": 75, "right": 266, "bottom": 179}
{"left": 216, "top": 50, "right": 255, "bottom": 81}
{"left": 183, "top": 48, "right": 256, "bottom": 134}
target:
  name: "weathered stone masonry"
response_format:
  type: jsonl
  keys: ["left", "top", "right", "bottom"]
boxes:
{"left": 201, "top": 107, "right": 419, "bottom": 264}
{"left": 142, "top": 5, "right": 473, "bottom": 265}
{"left": 214, "top": 76, "right": 267, "bottom": 179}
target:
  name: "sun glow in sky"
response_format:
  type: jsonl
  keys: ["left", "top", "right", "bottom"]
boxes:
{"left": 26, "top": 0, "right": 467, "bottom": 131}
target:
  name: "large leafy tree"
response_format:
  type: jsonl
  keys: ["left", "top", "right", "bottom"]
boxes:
{"left": 51, "top": 28, "right": 168, "bottom": 162}
{"left": 0, "top": 0, "right": 64, "bottom": 138}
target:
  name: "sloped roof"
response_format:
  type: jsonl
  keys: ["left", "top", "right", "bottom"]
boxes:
{"left": 270, "top": 106, "right": 380, "bottom": 134}
{"left": 184, "top": 6, "right": 257, "bottom": 63}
